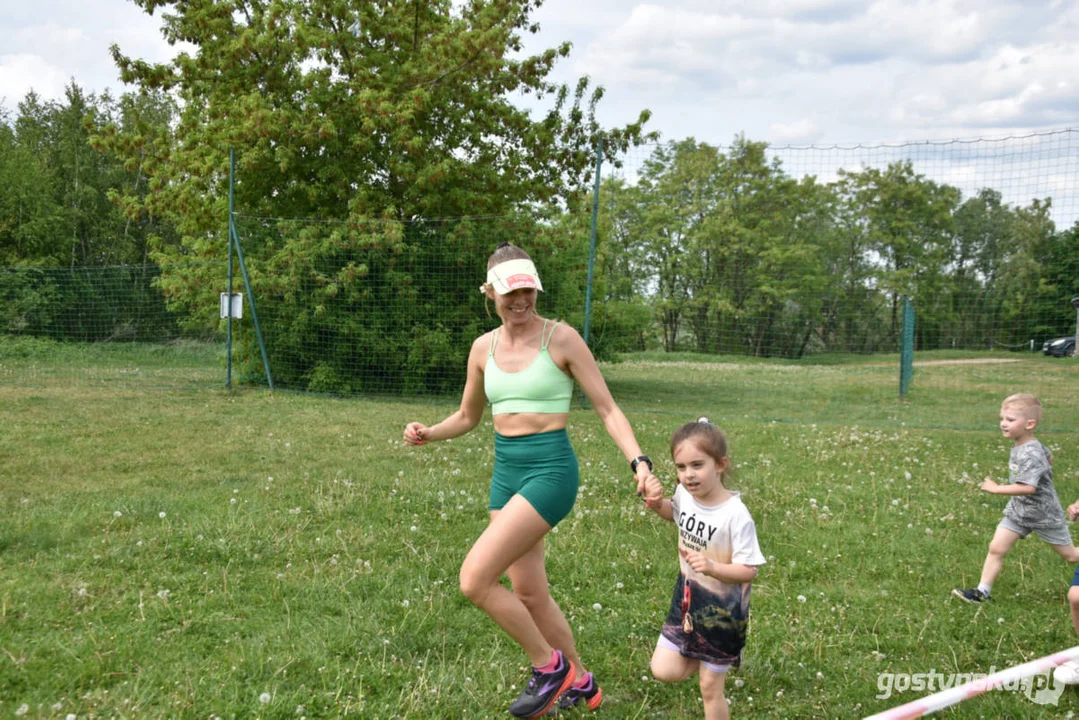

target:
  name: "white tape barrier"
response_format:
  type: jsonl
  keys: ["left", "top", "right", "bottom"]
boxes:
{"left": 864, "top": 645, "right": 1079, "bottom": 720}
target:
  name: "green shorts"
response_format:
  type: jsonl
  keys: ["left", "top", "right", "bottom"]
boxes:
{"left": 490, "top": 429, "right": 579, "bottom": 527}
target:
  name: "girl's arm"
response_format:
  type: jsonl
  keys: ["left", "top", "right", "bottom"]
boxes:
{"left": 683, "top": 550, "right": 759, "bottom": 583}
{"left": 651, "top": 498, "right": 675, "bottom": 522}
{"left": 404, "top": 336, "right": 488, "bottom": 444}
{"left": 553, "top": 325, "right": 654, "bottom": 492}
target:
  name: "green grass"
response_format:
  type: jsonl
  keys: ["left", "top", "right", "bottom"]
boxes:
{"left": 0, "top": 336, "right": 224, "bottom": 389}
{"left": 3, "top": 351, "right": 1079, "bottom": 718}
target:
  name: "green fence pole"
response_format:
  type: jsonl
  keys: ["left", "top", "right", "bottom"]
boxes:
{"left": 228, "top": 185, "right": 275, "bottom": 392}
{"left": 899, "top": 297, "right": 915, "bottom": 399}
{"left": 583, "top": 138, "right": 603, "bottom": 348}
{"left": 226, "top": 149, "right": 235, "bottom": 388}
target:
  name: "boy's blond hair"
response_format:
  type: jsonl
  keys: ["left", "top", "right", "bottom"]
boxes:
{"left": 1002, "top": 393, "right": 1042, "bottom": 423}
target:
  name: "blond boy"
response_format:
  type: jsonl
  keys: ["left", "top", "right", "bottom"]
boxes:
{"left": 953, "top": 394, "right": 1079, "bottom": 604}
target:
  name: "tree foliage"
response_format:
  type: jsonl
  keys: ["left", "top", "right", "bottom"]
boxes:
{"left": 597, "top": 138, "right": 1078, "bottom": 358}
{"left": 88, "top": 0, "right": 654, "bottom": 392}
{"left": 0, "top": 85, "right": 178, "bottom": 267}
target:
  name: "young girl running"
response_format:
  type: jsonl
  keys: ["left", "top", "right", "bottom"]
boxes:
{"left": 643, "top": 418, "right": 765, "bottom": 720}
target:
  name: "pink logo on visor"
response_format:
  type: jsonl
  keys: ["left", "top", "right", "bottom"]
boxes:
{"left": 504, "top": 274, "right": 538, "bottom": 290}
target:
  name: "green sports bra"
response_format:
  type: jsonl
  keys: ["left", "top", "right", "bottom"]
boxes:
{"left": 484, "top": 320, "right": 573, "bottom": 415}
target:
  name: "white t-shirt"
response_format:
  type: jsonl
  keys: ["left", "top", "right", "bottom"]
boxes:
{"left": 671, "top": 487, "right": 766, "bottom": 586}
{"left": 661, "top": 487, "right": 766, "bottom": 665}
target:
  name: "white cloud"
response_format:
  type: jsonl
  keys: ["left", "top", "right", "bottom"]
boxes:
{"left": 0, "top": 53, "right": 68, "bottom": 104}
{"left": 4, "top": 0, "right": 1078, "bottom": 159}
{"left": 769, "top": 118, "right": 822, "bottom": 144}
{"left": 0, "top": 5, "right": 186, "bottom": 105}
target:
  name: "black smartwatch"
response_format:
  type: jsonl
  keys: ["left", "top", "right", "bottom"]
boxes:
{"left": 630, "top": 455, "right": 652, "bottom": 473}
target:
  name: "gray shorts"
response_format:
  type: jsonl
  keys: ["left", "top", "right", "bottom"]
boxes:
{"left": 998, "top": 516, "right": 1073, "bottom": 547}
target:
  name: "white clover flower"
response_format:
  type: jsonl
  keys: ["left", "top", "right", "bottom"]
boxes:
{"left": 402, "top": 599, "right": 410, "bottom": 608}
{"left": 230, "top": 498, "right": 237, "bottom": 505}
{"left": 616, "top": 582, "right": 624, "bottom": 590}
{"left": 816, "top": 671, "right": 824, "bottom": 680}
{"left": 15, "top": 705, "right": 28, "bottom": 717}
{"left": 797, "top": 595, "right": 807, "bottom": 603}
{"left": 159, "top": 511, "right": 166, "bottom": 519}
{"left": 259, "top": 692, "right": 272, "bottom": 704}
{"left": 113, "top": 510, "right": 122, "bottom": 518}
{"left": 592, "top": 603, "right": 602, "bottom": 610}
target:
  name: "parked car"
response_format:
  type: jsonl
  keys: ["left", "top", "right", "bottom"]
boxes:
{"left": 1042, "top": 336, "right": 1077, "bottom": 357}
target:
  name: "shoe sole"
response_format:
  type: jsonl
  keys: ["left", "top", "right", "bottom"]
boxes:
{"left": 951, "top": 588, "right": 984, "bottom": 603}
{"left": 528, "top": 661, "right": 578, "bottom": 719}
{"left": 585, "top": 687, "right": 603, "bottom": 710}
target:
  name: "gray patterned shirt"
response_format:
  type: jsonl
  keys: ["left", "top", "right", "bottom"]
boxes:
{"left": 1003, "top": 439, "right": 1066, "bottom": 529}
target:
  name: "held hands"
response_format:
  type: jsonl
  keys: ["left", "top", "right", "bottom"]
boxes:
{"left": 642, "top": 473, "right": 664, "bottom": 510}
{"left": 634, "top": 464, "right": 654, "bottom": 497}
{"left": 980, "top": 477, "right": 1000, "bottom": 494}
{"left": 403, "top": 422, "right": 429, "bottom": 446}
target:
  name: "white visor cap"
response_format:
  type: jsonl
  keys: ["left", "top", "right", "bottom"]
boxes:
{"left": 486, "top": 259, "right": 544, "bottom": 295}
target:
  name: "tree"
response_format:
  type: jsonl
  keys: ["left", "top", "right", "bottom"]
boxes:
{"left": 93, "top": 0, "right": 653, "bottom": 392}
{"left": 630, "top": 139, "right": 720, "bottom": 351}
{"left": 97, "top": 0, "right": 653, "bottom": 242}
{"left": 837, "top": 161, "right": 959, "bottom": 343}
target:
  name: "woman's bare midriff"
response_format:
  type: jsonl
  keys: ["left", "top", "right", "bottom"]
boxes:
{"left": 493, "top": 412, "right": 570, "bottom": 437}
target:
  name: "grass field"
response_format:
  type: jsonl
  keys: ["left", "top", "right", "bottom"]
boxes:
{"left": 3, "top": 348, "right": 1079, "bottom": 718}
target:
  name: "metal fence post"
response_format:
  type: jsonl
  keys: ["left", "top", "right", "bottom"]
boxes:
{"left": 899, "top": 297, "right": 915, "bottom": 398}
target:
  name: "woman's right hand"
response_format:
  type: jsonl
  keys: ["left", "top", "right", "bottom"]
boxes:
{"left": 404, "top": 422, "right": 429, "bottom": 446}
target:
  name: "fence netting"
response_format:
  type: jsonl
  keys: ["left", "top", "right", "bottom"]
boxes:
{"left": 3, "top": 130, "right": 1078, "bottom": 430}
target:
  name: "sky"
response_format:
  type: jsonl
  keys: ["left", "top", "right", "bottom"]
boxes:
{"left": 2, "top": 0, "right": 1078, "bottom": 221}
